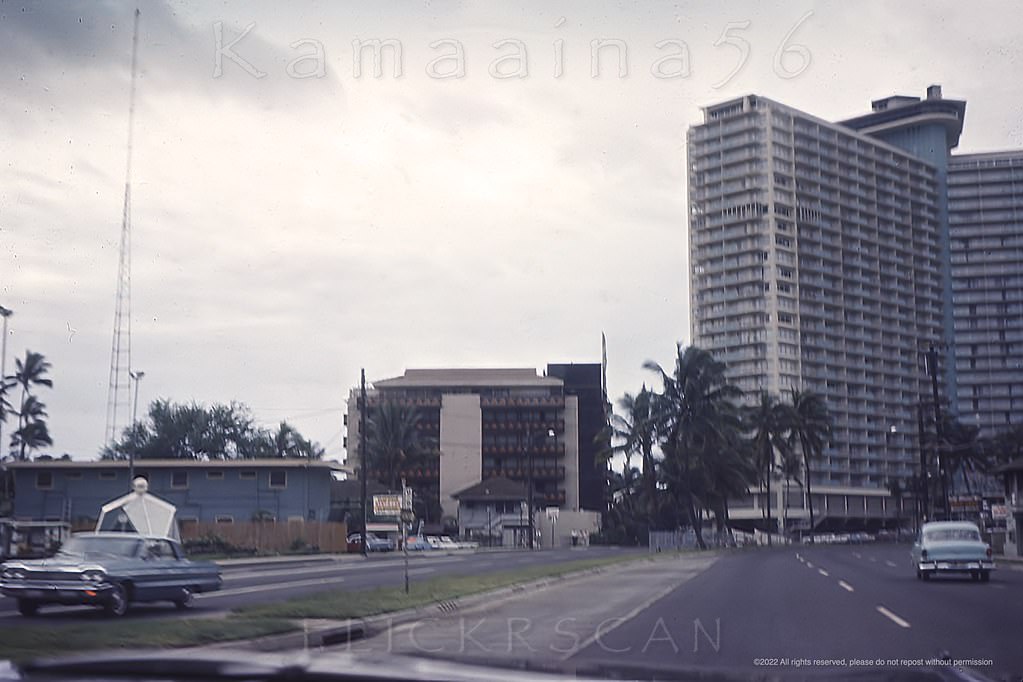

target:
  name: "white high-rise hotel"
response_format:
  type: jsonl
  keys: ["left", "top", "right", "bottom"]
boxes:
{"left": 688, "top": 86, "right": 1022, "bottom": 529}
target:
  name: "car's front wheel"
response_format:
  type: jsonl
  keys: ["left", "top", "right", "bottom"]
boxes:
{"left": 174, "top": 587, "right": 194, "bottom": 610}
{"left": 104, "top": 583, "right": 129, "bottom": 617}
{"left": 920, "top": 571, "right": 931, "bottom": 581}
{"left": 17, "top": 599, "right": 39, "bottom": 617}
{"left": 980, "top": 570, "right": 990, "bottom": 583}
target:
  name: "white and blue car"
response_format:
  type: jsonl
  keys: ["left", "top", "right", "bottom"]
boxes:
{"left": 912, "top": 521, "right": 995, "bottom": 582}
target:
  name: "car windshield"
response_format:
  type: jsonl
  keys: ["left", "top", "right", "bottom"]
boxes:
{"left": 58, "top": 536, "right": 142, "bottom": 558}
{"left": 924, "top": 528, "right": 981, "bottom": 543}
{"left": 5, "top": 2, "right": 1023, "bottom": 679}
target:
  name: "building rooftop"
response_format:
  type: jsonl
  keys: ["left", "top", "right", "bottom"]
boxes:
{"left": 374, "top": 368, "right": 563, "bottom": 389}
{"left": 838, "top": 85, "right": 966, "bottom": 150}
{"left": 452, "top": 476, "right": 528, "bottom": 501}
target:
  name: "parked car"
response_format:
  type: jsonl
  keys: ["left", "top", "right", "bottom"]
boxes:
{"left": 346, "top": 533, "right": 395, "bottom": 553}
{"left": 912, "top": 521, "right": 995, "bottom": 582}
{"left": 404, "top": 535, "right": 434, "bottom": 551}
{"left": 0, "top": 532, "right": 222, "bottom": 617}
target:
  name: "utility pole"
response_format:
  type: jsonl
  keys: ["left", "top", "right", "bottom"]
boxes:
{"left": 0, "top": 305, "right": 12, "bottom": 459}
{"left": 925, "top": 345, "right": 949, "bottom": 518}
{"left": 917, "top": 402, "right": 929, "bottom": 522}
{"left": 359, "top": 369, "right": 368, "bottom": 558}
{"left": 526, "top": 423, "right": 535, "bottom": 549}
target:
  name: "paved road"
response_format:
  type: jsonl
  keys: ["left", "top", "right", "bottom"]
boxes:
{"left": 572, "top": 543, "right": 1023, "bottom": 679}
{"left": 349, "top": 544, "right": 1023, "bottom": 680}
{"left": 0, "top": 547, "right": 639, "bottom": 621}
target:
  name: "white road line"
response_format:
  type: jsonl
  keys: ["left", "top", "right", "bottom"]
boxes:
{"left": 876, "top": 605, "right": 911, "bottom": 629}
{"left": 197, "top": 575, "right": 346, "bottom": 599}
{"left": 869, "top": 557, "right": 878, "bottom": 563}
{"left": 852, "top": 552, "right": 862, "bottom": 559}
{"left": 885, "top": 561, "right": 898, "bottom": 568}
{"left": 838, "top": 580, "right": 854, "bottom": 592}
{"left": 818, "top": 568, "right": 830, "bottom": 577}
{"left": 805, "top": 561, "right": 814, "bottom": 569}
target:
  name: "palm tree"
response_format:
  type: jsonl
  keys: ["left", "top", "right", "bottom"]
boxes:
{"left": 7, "top": 351, "right": 53, "bottom": 460}
{"left": 746, "top": 392, "right": 793, "bottom": 545}
{"left": 645, "top": 345, "right": 743, "bottom": 550}
{"left": 788, "top": 389, "right": 832, "bottom": 536}
{"left": 600, "top": 388, "right": 658, "bottom": 523}
{"left": 366, "top": 401, "right": 424, "bottom": 491}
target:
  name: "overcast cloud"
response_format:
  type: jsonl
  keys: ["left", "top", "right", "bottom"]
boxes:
{"left": 2, "top": 0, "right": 1021, "bottom": 461}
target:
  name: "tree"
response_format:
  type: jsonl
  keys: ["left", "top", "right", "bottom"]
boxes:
{"left": 6, "top": 351, "right": 54, "bottom": 460}
{"left": 366, "top": 401, "right": 425, "bottom": 491}
{"left": 746, "top": 392, "right": 794, "bottom": 544}
{"left": 597, "top": 387, "right": 658, "bottom": 525}
{"left": 939, "top": 416, "right": 987, "bottom": 496}
{"left": 103, "top": 399, "right": 324, "bottom": 461}
{"left": 787, "top": 389, "right": 832, "bottom": 536}
{"left": 645, "top": 345, "right": 743, "bottom": 550}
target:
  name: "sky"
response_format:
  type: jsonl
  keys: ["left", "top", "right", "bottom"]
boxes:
{"left": 2, "top": 0, "right": 1022, "bottom": 462}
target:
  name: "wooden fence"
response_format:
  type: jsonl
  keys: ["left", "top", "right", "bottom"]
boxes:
{"left": 179, "top": 520, "right": 349, "bottom": 554}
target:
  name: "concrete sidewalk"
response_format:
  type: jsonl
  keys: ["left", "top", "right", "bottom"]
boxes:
{"left": 321, "top": 553, "right": 718, "bottom": 664}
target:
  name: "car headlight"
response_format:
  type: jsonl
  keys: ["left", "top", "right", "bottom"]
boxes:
{"left": 1, "top": 567, "right": 26, "bottom": 581}
{"left": 80, "top": 569, "right": 106, "bottom": 583}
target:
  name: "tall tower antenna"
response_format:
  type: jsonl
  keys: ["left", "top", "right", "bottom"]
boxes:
{"left": 105, "top": 8, "right": 141, "bottom": 447}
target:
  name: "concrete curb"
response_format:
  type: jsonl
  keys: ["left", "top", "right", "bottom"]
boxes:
{"left": 202, "top": 552, "right": 699, "bottom": 652}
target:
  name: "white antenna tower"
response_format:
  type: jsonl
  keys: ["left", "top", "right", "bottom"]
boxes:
{"left": 105, "top": 8, "right": 141, "bottom": 447}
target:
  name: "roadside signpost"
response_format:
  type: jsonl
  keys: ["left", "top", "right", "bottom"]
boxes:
{"left": 546, "top": 506, "right": 559, "bottom": 549}
{"left": 401, "top": 479, "right": 412, "bottom": 594}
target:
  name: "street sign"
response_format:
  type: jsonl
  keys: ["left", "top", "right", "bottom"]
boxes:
{"left": 402, "top": 485, "right": 413, "bottom": 511}
{"left": 991, "top": 505, "right": 1009, "bottom": 520}
{"left": 373, "top": 494, "right": 402, "bottom": 517}
{"left": 545, "top": 506, "right": 559, "bottom": 521}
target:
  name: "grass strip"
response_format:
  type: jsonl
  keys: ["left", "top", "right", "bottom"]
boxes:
{"left": 0, "top": 616, "right": 298, "bottom": 663}
{"left": 237, "top": 552, "right": 658, "bottom": 620}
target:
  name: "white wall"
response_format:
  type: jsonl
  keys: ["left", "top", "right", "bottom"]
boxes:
{"left": 440, "top": 393, "right": 482, "bottom": 519}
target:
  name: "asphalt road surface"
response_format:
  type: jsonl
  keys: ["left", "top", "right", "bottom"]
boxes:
{"left": 347, "top": 543, "right": 1023, "bottom": 680}
{"left": 0, "top": 546, "right": 639, "bottom": 621}
{"left": 571, "top": 543, "right": 1023, "bottom": 679}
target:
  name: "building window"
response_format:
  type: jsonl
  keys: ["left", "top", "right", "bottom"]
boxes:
{"left": 99, "top": 471, "right": 118, "bottom": 480}
{"left": 215, "top": 515, "right": 234, "bottom": 524}
{"left": 239, "top": 470, "right": 256, "bottom": 480}
{"left": 171, "top": 471, "right": 189, "bottom": 489}
{"left": 269, "top": 470, "right": 287, "bottom": 489}
{"left": 35, "top": 472, "right": 53, "bottom": 490}
{"left": 207, "top": 470, "right": 224, "bottom": 480}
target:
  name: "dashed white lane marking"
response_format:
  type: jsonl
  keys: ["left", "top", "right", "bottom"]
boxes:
{"left": 818, "top": 568, "right": 830, "bottom": 577}
{"left": 838, "top": 580, "right": 854, "bottom": 592}
{"left": 852, "top": 552, "right": 862, "bottom": 559}
{"left": 876, "top": 605, "right": 911, "bottom": 628}
{"left": 806, "top": 561, "right": 815, "bottom": 569}
{"left": 885, "top": 561, "right": 898, "bottom": 568}
{"left": 869, "top": 557, "right": 878, "bottom": 563}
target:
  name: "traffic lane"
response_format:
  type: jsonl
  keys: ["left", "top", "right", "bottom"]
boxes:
{"left": 0, "top": 548, "right": 641, "bottom": 620}
{"left": 800, "top": 544, "right": 1023, "bottom": 677}
{"left": 571, "top": 544, "right": 1016, "bottom": 675}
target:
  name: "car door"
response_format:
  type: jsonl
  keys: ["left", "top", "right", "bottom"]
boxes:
{"left": 134, "top": 539, "right": 186, "bottom": 601}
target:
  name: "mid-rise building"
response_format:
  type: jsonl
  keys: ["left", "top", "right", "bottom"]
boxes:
{"left": 344, "top": 365, "right": 605, "bottom": 542}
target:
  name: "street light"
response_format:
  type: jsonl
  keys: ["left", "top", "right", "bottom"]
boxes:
{"left": 0, "top": 305, "right": 12, "bottom": 459}
{"left": 128, "top": 370, "right": 145, "bottom": 485}
{"left": 526, "top": 424, "right": 556, "bottom": 550}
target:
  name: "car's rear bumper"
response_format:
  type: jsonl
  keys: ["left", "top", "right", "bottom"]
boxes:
{"left": 917, "top": 560, "right": 995, "bottom": 573}
{"left": 1, "top": 580, "right": 114, "bottom": 605}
